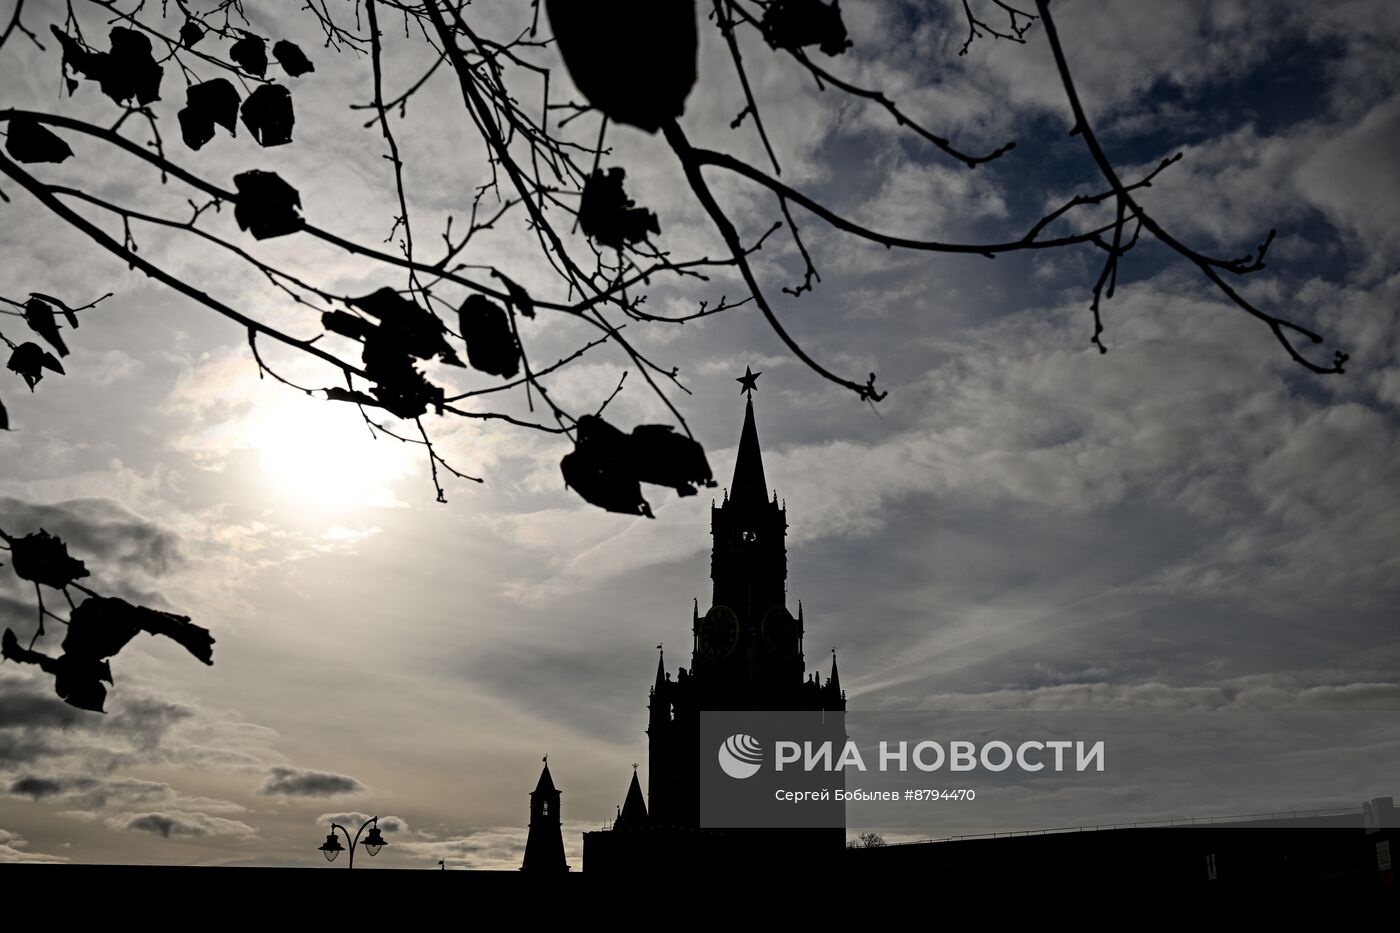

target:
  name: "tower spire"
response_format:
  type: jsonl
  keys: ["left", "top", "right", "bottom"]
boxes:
{"left": 729, "top": 394, "right": 769, "bottom": 507}
{"left": 522, "top": 758, "right": 567, "bottom": 872}
{"left": 615, "top": 768, "right": 649, "bottom": 829}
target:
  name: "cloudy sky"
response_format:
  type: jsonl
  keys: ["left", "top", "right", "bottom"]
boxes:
{"left": 1, "top": 0, "right": 1398, "bottom": 868}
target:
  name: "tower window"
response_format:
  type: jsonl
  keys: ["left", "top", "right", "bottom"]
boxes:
{"left": 542, "top": 801, "right": 549, "bottom": 815}
{"left": 741, "top": 530, "right": 757, "bottom": 542}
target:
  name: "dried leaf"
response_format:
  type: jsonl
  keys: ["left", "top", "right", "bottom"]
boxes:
{"left": 760, "top": 0, "right": 853, "bottom": 57}
{"left": 457, "top": 295, "right": 520, "bottom": 378}
{"left": 179, "top": 20, "right": 205, "bottom": 48}
{"left": 53, "top": 655, "right": 114, "bottom": 712}
{"left": 272, "top": 39, "right": 315, "bottom": 77}
{"left": 66, "top": 597, "right": 213, "bottom": 666}
{"left": 0, "top": 629, "right": 107, "bottom": 712}
{"left": 579, "top": 167, "right": 660, "bottom": 250}
{"left": 5, "top": 528, "right": 90, "bottom": 589}
{"left": 4, "top": 117, "right": 74, "bottom": 164}
{"left": 229, "top": 33, "right": 268, "bottom": 76}
{"left": 321, "top": 310, "right": 376, "bottom": 342}
{"left": 178, "top": 78, "right": 240, "bottom": 151}
{"left": 232, "top": 170, "right": 303, "bottom": 240}
{"left": 240, "top": 84, "right": 294, "bottom": 147}
{"left": 3, "top": 595, "right": 213, "bottom": 713}
{"left": 50, "top": 26, "right": 163, "bottom": 105}
{"left": 350, "top": 288, "right": 462, "bottom": 366}
{"left": 361, "top": 339, "right": 444, "bottom": 419}
{"left": 0, "top": 396, "right": 7, "bottom": 431}
{"left": 629, "top": 423, "right": 714, "bottom": 495}
{"left": 492, "top": 271, "right": 536, "bottom": 319}
{"left": 544, "top": 0, "right": 697, "bottom": 133}
{"left": 561, "top": 415, "right": 653, "bottom": 517}
{"left": 559, "top": 415, "right": 715, "bottom": 514}
{"left": 7, "top": 342, "right": 65, "bottom": 391}
{"left": 22, "top": 298, "right": 69, "bottom": 357}
{"left": 323, "top": 386, "right": 378, "bottom": 406}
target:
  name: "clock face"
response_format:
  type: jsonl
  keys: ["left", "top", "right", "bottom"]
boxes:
{"left": 740, "top": 529, "right": 758, "bottom": 543}
{"left": 699, "top": 606, "right": 740, "bottom": 660}
{"left": 761, "top": 605, "right": 799, "bottom": 659}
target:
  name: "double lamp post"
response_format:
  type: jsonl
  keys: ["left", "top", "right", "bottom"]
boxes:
{"left": 317, "top": 816, "right": 389, "bottom": 869}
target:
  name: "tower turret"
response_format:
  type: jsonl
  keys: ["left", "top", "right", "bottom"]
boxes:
{"left": 521, "top": 758, "right": 568, "bottom": 872}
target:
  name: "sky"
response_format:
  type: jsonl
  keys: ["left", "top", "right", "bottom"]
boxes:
{"left": 1, "top": 0, "right": 1398, "bottom": 869}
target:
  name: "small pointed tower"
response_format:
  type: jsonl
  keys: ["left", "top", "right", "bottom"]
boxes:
{"left": 828, "top": 649, "right": 844, "bottom": 704}
{"left": 521, "top": 757, "right": 568, "bottom": 873}
{"left": 613, "top": 766, "right": 649, "bottom": 829}
{"left": 646, "top": 644, "right": 671, "bottom": 822}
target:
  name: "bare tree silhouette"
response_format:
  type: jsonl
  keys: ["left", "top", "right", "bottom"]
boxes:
{"left": 0, "top": 1, "right": 1353, "bottom": 706}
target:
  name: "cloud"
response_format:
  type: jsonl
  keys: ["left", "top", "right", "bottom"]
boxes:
{"left": 256, "top": 766, "right": 367, "bottom": 798}
{"left": 108, "top": 811, "right": 257, "bottom": 839}
{"left": 5, "top": 774, "right": 172, "bottom": 809}
{"left": 882, "top": 679, "right": 1400, "bottom": 712}
{"left": 315, "top": 812, "right": 408, "bottom": 833}
{"left": 0, "top": 496, "right": 184, "bottom": 589}
{"left": 0, "top": 828, "right": 67, "bottom": 864}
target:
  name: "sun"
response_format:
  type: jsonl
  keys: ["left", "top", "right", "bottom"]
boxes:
{"left": 249, "top": 395, "right": 418, "bottom": 511}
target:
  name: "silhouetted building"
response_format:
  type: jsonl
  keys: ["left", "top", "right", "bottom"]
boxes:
{"left": 521, "top": 759, "right": 568, "bottom": 873}
{"left": 584, "top": 377, "right": 846, "bottom": 873}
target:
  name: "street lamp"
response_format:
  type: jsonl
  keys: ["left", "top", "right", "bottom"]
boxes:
{"left": 316, "top": 816, "right": 388, "bottom": 868}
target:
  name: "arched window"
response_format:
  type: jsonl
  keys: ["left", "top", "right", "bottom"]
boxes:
{"left": 541, "top": 801, "right": 550, "bottom": 816}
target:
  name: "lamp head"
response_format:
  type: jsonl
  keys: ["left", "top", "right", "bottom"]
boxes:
{"left": 362, "top": 824, "right": 388, "bottom": 857}
{"left": 318, "top": 832, "right": 344, "bottom": 862}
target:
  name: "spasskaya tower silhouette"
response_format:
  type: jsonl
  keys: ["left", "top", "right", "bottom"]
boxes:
{"left": 576, "top": 368, "right": 845, "bottom": 873}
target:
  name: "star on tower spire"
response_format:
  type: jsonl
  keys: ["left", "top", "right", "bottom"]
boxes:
{"left": 736, "top": 365, "right": 761, "bottom": 397}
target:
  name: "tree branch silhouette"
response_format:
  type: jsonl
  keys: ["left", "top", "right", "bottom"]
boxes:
{"left": 0, "top": 0, "right": 1351, "bottom": 532}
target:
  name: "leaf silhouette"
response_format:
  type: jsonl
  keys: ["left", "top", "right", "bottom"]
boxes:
{"left": 458, "top": 295, "right": 521, "bottom": 378}
{"left": 1, "top": 596, "right": 213, "bottom": 713}
{"left": 350, "top": 288, "right": 463, "bottom": 366}
{"left": 179, "top": 20, "right": 205, "bottom": 49}
{"left": 327, "top": 290, "right": 461, "bottom": 419}
{"left": 579, "top": 167, "right": 660, "bottom": 250}
{"left": 232, "top": 170, "right": 303, "bottom": 240}
{"left": 321, "top": 310, "right": 377, "bottom": 342}
{"left": 272, "top": 39, "right": 315, "bottom": 77}
{"left": 323, "top": 386, "right": 378, "bottom": 406}
{"left": 4, "top": 528, "right": 90, "bottom": 589}
{"left": 4, "top": 117, "right": 74, "bottom": 164}
{"left": 178, "top": 78, "right": 240, "bottom": 151}
{"left": 50, "top": 26, "right": 163, "bottom": 106}
{"left": 760, "top": 0, "right": 853, "bottom": 57}
{"left": 545, "top": 0, "right": 697, "bottom": 133}
{"left": 561, "top": 415, "right": 653, "bottom": 517}
{"left": 361, "top": 339, "right": 444, "bottom": 419}
{"left": 7, "top": 342, "right": 65, "bottom": 390}
{"left": 493, "top": 271, "right": 536, "bottom": 319}
{"left": 70, "top": 597, "right": 214, "bottom": 666}
{"left": 22, "top": 298, "right": 69, "bottom": 356}
{"left": 1, "top": 629, "right": 108, "bottom": 712}
{"left": 629, "top": 423, "right": 714, "bottom": 495}
{"left": 240, "top": 84, "right": 295, "bottom": 147}
{"left": 559, "top": 415, "right": 715, "bottom": 514}
{"left": 229, "top": 32, "right": 268, "bottom": 76}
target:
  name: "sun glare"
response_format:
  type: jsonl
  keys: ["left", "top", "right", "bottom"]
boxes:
{"left": 251, "top": 398, "right": 418, "bottom": 510}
